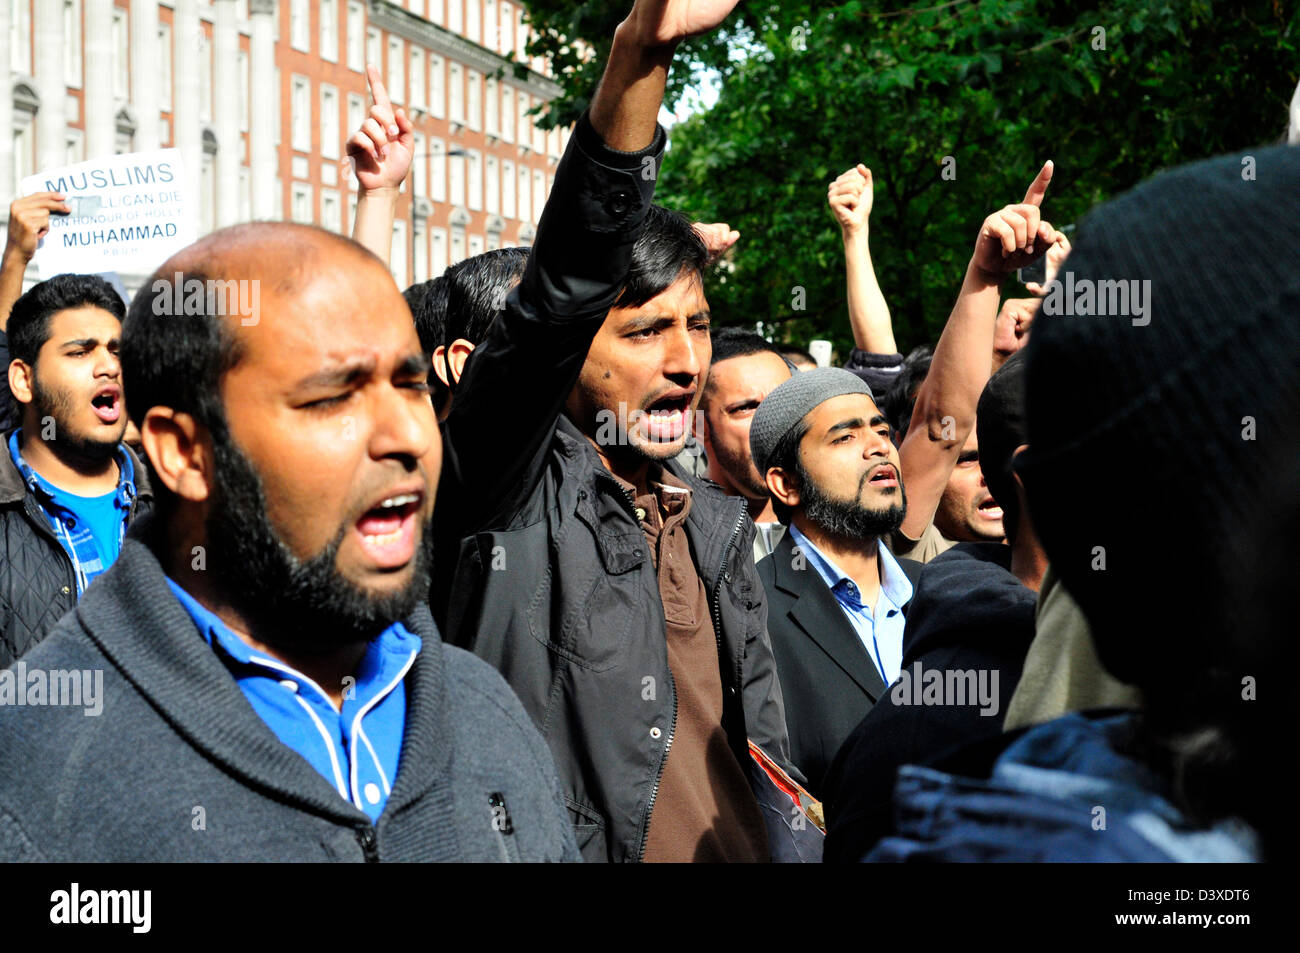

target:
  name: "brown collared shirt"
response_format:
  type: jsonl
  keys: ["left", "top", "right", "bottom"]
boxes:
{"left": 619, "top": 466, "right": 768, "bottom": 863}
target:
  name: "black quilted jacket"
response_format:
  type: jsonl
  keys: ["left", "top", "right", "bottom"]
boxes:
{"left": 0, "top": 432, "right": 153, "bottom": 667}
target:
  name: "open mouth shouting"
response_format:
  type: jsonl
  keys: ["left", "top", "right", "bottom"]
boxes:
{"left": 354, "top": 483, "right": 425, "bottom": 569}
{"left": 864, "top": 463, "right": 900, "bottom": 491}
{"left": 976, "top": 494, "right": 1004, "bottom": 522}
{"left": 90, "top": 384, "right": 123, "bottom": 425}
{"left": 640, "top": 389, "right": 695, "bottom": 442}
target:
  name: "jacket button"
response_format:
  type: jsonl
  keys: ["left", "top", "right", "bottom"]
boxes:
{"left": 723, "top": 570, "right": 732, "bottom": 583}
{"left": 62, "top": 586, "right": 71, "bottom": 595}
{"left": 649, "top": 726, "right": 661, "bottom": 739}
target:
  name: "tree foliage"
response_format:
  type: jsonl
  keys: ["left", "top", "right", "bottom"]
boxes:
{"left": 519, "top": 0, "right": 1299, "bottom": 353}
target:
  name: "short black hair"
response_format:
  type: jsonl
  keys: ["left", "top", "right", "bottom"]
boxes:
{"left": 702, "top": 328, "right": 792, "bottom": 410}
{"left": 7, "top": 273, "right": 126, "bottom": 367}
{"left": 122, "top": 269, "right": 243, "bottom": 515}
{"left": 765, "top": 415, "right": 812, "bottom": 525}
{"left": 885, "top": 344, "right": 933, "bottom": 437}
{"left": 445, "top": 247, "right": 529, "bottom": 351}
{"left": 404, "top": 275, "right": 449, "bottom": 403}
{"left": 778, "top": 346, "right": 817, "bottom": 368}
{"left": 614, "top": 205, "right": 708, "bottom": 310}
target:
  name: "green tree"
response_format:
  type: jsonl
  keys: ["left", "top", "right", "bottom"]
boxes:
{"left": 520, "top": 0, "right": 1299, "bottom": 353}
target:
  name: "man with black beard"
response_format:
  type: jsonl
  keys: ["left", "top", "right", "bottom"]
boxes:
{"left": 0, "top": 223, "right": 578, "bottom": 862}
{"left": 1, "top": 274, "right": 150, "bottom": 667}
{"left": 750, "top": 368, "right": 922, "bottom": 796}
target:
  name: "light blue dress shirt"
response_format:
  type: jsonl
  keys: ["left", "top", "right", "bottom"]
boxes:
{"left": 786, "top": 523, "right": 913, "bottom": 685}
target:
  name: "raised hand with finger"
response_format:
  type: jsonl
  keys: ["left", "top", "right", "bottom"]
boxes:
{"left": 969, "top": 161, "right": 1063, "bottom": 284}
{"left": 346, "top": 65, "right": 415, "bottom": 195}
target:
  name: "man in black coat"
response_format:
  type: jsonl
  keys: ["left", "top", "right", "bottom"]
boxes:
{"left": 751, "top": 368, "right": 921, "bottom": 797}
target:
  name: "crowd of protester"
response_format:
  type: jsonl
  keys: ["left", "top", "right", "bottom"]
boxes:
{"left": 0, "top": 0, "right": 1296, "bottom": 863}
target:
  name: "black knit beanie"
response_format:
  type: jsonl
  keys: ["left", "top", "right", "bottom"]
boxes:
{"left": 976, "top": 349, "right": 1028, "bottom": 540}
{"left": 1013, "top": 143, "right": 1300, "bottom": 693}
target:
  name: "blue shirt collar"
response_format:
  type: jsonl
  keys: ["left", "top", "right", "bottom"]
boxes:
{"left": 7, "top": 427, "right": 136, "bottom": 509}
{"left": 163, "top": 575, "right": 421, "bottom": 688}
{"left": 787, "top": 522, "right": 913, "bottom": 612}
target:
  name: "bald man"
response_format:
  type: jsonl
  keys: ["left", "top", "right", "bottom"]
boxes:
{"left": 0, "top": 223, "right": 578, "bottom": 862}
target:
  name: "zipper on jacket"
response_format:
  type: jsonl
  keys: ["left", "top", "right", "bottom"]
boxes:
{"left": 489, "top": 792, "right": 522, "bottom": 862}
{"left": 711, "top": 499, "right": 748, "bottom": 693}
{"left": 356, "top": 825, "right": 379, "bottom": 862}
{"left": 636, "top": 666, "right": 677, "bottom": 862}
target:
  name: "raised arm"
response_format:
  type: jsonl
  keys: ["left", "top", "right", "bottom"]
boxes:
{"left": 346, "top": 65, "right": 414, "bottom": 265}
{"left": 829, "top": 165, "right": 897, "bottom": 355}
{"left": 897, "top": 161, "right": 1061, "bottom": 540}
{"left": 2, "top": 193, "right": 70, "bottom": 330}
{"left": 440, "top": 0, "right": 741, "bottom": 529}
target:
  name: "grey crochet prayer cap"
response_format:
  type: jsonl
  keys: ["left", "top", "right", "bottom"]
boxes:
{"left": 749, "top": 367, "right": 875, "bottom": 476}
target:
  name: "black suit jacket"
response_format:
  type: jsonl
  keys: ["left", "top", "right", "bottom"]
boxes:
{"left": 756, "top": 529, "right": 922, "bottom": 798}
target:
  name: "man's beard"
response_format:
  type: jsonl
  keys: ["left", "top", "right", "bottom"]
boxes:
{"left": 710, "top": 430, "right": 768, "bottom": 499}
{"left": 204, "top": 433, "right": 433, "bottom": 657}
{"left": 31, "top": 374, "right": 121, "bottom": 464}
{"left": 799, "top": 460, "right": 906, "bottom": 542}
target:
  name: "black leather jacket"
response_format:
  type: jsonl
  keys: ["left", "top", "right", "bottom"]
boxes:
{"left": 433, "top": 113, "right": 797, "bottom": 862}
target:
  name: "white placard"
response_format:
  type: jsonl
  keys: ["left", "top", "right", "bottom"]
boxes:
{"left": 20, "top": 149, "right": 196, "bottom": 279}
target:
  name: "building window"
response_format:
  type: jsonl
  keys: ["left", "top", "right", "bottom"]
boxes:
{"left": 388, "top": 38, "right": 405, "bottom": 103}
{"left": 391, "top": 220, "right": 407, "bottom": 289}
{"left": 240, "top": 168, "right": 251, "bottom": 220}
{"left": 466, "top": 0, "right": 480, "bottom": 42}
{"left": 11, "top": 0, "right": 31, "bottom": 74}
{"left": 292, "top": 75, "right": 312, "bottom": 153}
{"left": 532, "top": 108, "right": 545, "bottom": 154}
{"left": 501, "top": 3, "right": 513, "bottom": 55}
{"left": 347, "top": 93, "right": 366, "bottom": 170}
{"left": 113, "top": 8, "right": 129, "bottom": 101}
{"left": 239, "top": 51, "right": 249, "bottom": 132}
{"left": 430, "top": 138, "right": 447, "bottom": 202}
{"left": 467, "top": 70, "right": 481, "bottom": 130}
{"left": 501, "top": 86, "right": 514, "bottom": 142}
{"left": 115, "top": 107, "right": 135, "bottom": 155}
{"left": 64, "top": 0, "right": 82, "bottom": 88}
{"left": 449, "top": 0, "right": 462, "bottom": 34}
{"left": 450, "top": 227, "right": 465, "bottom": 266}
{"left": 517, "top": 92, "right": 529, "bottom": 148}
{"left": 517, "top": 164, "right": 530, "bottom": 223}
{"left": 159, "top": 24, "right": 172, "bottom": 111}
{"left": 469, "top": 234, "right": 484, "bottom": 257}
{"left": 200, "top": 33, "right": 212, "bottom": 123}
{"left": 429, "top": 1, "right": 445, "bottom": 26}
{"left": 412, "top": 132, "right": 427, "bottom": 196}
{"left": 502, "top": 159, "right": 515, "bottom": 218}
{"left": 532, "top": 169, "right": 544, "bottom": 224}
{"left": 449, "top": 153, "right": 465, "bottom": 206}
{"left": 321, "top": 0, "right": 339, "bottom": 62}
{"left": 485, "top": 156, "right": 499, "bottom": 214}
{"left": 366, "top": 27, "right": 381, "bottom": 73}
{"left": 467, "top": 150, "right": 482, "bottom": 211}
{"left": 449, "top": 63, "right": 464, "bottom": 123}
{"left": 485, "top": 77, "right": 498, "bottom": 135}
{"left": 347, "top": 1, "right": 365, "bottom": 71}
{"left": 409, "top": 49, "right": 425, "bottom": 110}
{"left": 291, "top": 0, "right": 310, "bottom": 52}
{"left": 413, "top": 218, "right": 428, "bottom": 284}
{"left": 322, "top": 189, "right": 342, "bottom": 232}
{"left": 484, "top": 0, "right": 497, "bottom": 51}
{"left": 320, "top": 85, "right": 340, "bottom": 160}
{"left": 429, "top": 55, "right": 445, "bottom": 117}
{"left": 292, "top": 183, "right": 313, "bottom": 224}
{"left": 432, "top": 228, "right": 448, "bottom": 277}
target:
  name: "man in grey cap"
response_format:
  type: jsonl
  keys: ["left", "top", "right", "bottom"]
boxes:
{"left": 751, "top": 367, "right": 923, "bottom": 796}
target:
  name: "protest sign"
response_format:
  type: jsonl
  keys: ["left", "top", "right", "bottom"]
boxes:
{"left": 20, "top": 149, "right": 196, "bottom": 278}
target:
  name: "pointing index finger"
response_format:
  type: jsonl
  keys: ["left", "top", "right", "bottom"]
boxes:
{"left": 366, "top": 64, "right": 395, "bottom": 126}
{"left": 1022, "top": 160, "right": 1054, "bottom": 207}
